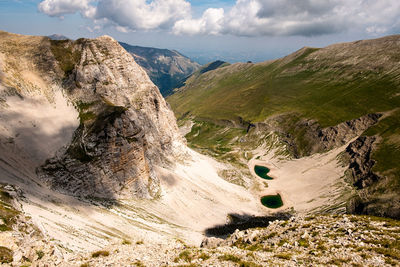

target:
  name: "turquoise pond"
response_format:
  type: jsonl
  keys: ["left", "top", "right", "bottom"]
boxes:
{"left": 254, "top": 165, "right": 273, "bottom": 180}
{"left": 260, "top": 194, "right": 283, "bottom": 209}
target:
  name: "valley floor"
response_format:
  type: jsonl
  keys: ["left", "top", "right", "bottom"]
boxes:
{"left": 249, "top": 142, "right": 353, "bottom": 214}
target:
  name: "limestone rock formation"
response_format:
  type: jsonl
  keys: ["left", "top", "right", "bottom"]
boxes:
{"left": 36, "top": 35, "right": 185, "bottom": 199}
{"left": 0, "top": 30, "right": 185, "bottom": 199}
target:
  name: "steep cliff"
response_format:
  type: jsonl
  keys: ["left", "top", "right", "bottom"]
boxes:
{"left": 39, "top": 36, "right": 185, "bottom": 199}
{"left": 0, "top": 31, "right": 185, "bottom": 199}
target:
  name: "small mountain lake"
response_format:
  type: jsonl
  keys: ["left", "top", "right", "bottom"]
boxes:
{"left": 254, "top": 165, "right": 273, "bottom": 180}
{"left": 260, "top": 194, "right": 283, "bottom": 209}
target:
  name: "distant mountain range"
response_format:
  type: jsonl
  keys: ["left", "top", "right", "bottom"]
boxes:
{"left": 120, "top": 42, "right": 200, "bottom": 96}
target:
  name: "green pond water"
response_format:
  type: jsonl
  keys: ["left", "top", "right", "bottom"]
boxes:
{"left": 260, "top": 194, "right": 283, "bottom": 209}
{"left": 254, "top": 165, "right": 273, "bottom": 180}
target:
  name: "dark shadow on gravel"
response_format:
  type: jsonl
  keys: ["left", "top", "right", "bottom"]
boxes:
{"left": 205, "top": 212, "right": 293, "bottom": 238}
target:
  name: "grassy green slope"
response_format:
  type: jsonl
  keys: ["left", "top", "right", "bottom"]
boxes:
{"left": 168, "top": 35, "right": 400, "bottom": 215}
{"left": 169, "top": 40, "right": 400, "bottom": 127}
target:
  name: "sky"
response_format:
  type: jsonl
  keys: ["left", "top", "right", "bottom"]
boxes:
{"left": 1, "top": 0, "right": 400, "bottom": 64}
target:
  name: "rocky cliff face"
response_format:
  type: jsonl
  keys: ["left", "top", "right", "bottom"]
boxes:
{"left": 345, "top": 136, "right": 400, "bottom": 219}
{"left": 251, "top": 113, "right": 381, "bottom": 158}
{"left": 35, "top": 36, "right": 185, "bottom": 199}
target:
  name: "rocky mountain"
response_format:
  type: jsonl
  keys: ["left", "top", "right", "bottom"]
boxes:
{"left": 120, "top": 42, "right": 200, "bottom": 97}
{"left": 168, "top": 35, "right": 400, "bottom": 219}
{"left": 38, "top": 36, "right": 185, "bottom": 199}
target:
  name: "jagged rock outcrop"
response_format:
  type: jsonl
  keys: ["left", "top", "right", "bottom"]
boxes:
{"left": 35, "top": 35, "right": 185, "bottom": 199}
{"left": 311, "top": 113, "right": 382, "bottom": 153}
{"left": 344, "top": 136, "right": 400, "bottom": 219}
{"left": 345, "top": 136, "right": 380, "bottom": 189}
{"left": 252, "top": 113, "right": 382, "bottom": 158}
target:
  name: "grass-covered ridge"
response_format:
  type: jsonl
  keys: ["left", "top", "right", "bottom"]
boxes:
{"left": 169, "top": 41, "right": 400, "bottom": 127}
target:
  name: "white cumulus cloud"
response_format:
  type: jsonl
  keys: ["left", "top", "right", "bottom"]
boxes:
{"left": 173, "top": 8, "right": 224, "bottom": 35}
{"left": 38, "top": 0, "right": 400, "bottom": 37}
{"left": 94, "top": 0, "right": 191, "bottom": 31}
{"left": 38, "top": 0, "right": 95, "bottom": 17}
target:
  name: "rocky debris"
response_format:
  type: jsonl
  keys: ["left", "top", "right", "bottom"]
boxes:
{"left": 200, "top": 237, "right": 223, "bottom": 248}
{"left": 17, "top": 214, "right": 395, "bottom": 267}
{"left": 37, "top": 35, "right": 185, "bottom": 199}
{"left": 345, "top": 136, "right": 380, "bottom": 189}
{"left": 0, "top": 184, "right": 72, "bottom": 266}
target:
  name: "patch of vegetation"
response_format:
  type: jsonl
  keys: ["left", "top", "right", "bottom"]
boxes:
{"left": 0, "top": 186, "right": 19, "bottom": 232}
{"left": 327, "top": 257, "right": 348, "bottom": 266}
{"left": 278, "top": 238, "right": 289, "bottom": 247}
{"left": 80, "top": 263, "right": 90, "bottom": 267}
{"left": 264, "top": 232, "right": 277, "bottom": 239}
{"left": 79, "top": 111, "right": 96, "bottom": 123}
{"left": 298, "top": 238, "right": 309, "bottom": 248}
{"left": 274, "top": 252, "right": 292, "bottom": 260}
{"left": 76, "top": 101, "right": 97, "bottom": 111}
{"left": 122, "top": 239, "right": 131, "bottom": 245}
{"left": 218, "top": 253, "right": 241, "bottom": 263}
{"left": 0, "top": 246, "right": 13, "bottom": 264}
{"left": 36, "top": 250, "right": 44, "bottom": 260}
{"left": 185, "top": 120, "right": 246, "bottom": 160}
{"left": 50, "top": 39, "right": 82, "bottom": 77}
{"left": 304, "top": 216, "right": 315, "bottom": 221}
{"left": 369, "top": 238, "right": 400, "bottom": 261}
{"left": 133, "top": 260, "right": 146, "bottom": 267}
{"left": 198, "top": 252, "right": 210, "bottom": 261}
{"left": 238, "top": 261, "right": 262, "bottom": 267}
{"left": 174, "top": 250, "right": 193, "bottom": 263}
{"left": 218, "top": 253, "right": 262, "bottom": 266}
{"left": 91, "top": 250, "right": 110, "bottom": 258}
{"left": 136, "top": 240, "right": 144, "bottom": 245}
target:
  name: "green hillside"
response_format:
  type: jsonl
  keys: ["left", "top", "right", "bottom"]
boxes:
{"left": 168, "top": 35, "right": 400, "bottom": 218}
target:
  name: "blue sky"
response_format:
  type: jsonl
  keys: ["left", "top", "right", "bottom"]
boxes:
{"left": 1, "top": 0, "right": 399, "bottom": 64}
